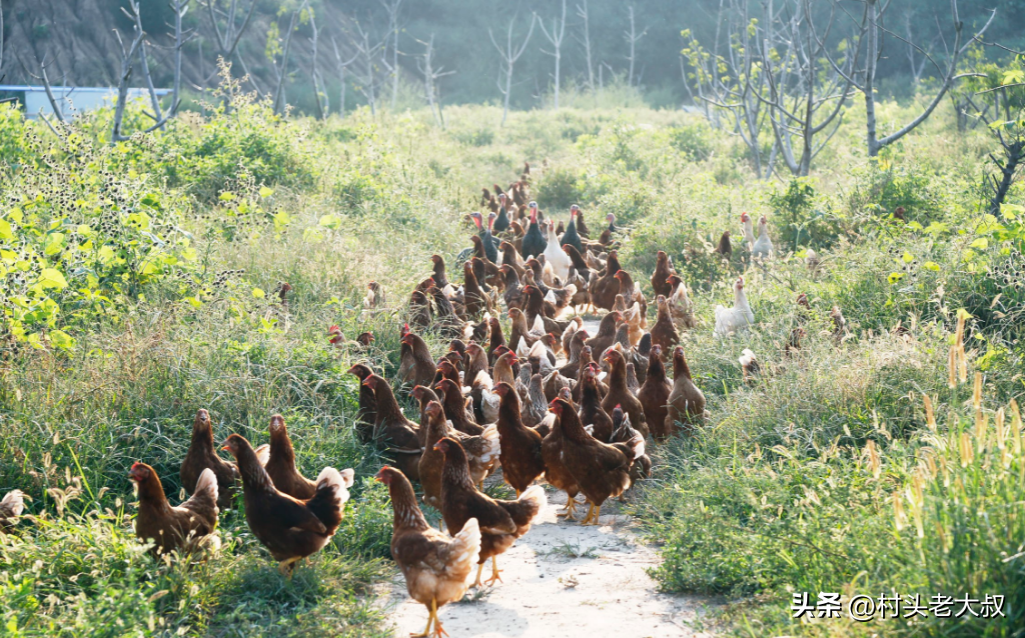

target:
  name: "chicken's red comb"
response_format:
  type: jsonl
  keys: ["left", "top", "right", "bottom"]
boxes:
{"left": 328, "top": 325, "right": 341, "bottom": 333}
{"left": 615, "top": 403, "right": 622, "bottom": 410}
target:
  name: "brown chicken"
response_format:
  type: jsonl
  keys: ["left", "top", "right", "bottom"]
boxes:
{"left": 222, "top": 434, "right": 353, "bottom": 575}
{"left": 715, "top": 230, "right": 732, "bottom": 261}
{"left": 400, "top": 332, "right": 436, "bottom": 389}
{"left": 378, "top": 466, "right": 481, "bottom": 638}
{"left": 542, "top": 405, "right": 581, "bottom": 520}
{"left": 649, "top": 295, "right": 680, "bottom": 356}
{"left": 579, "top": 364, "right": 614, "bottom": 443}
{"left": 263, "top": 415, "right": 317, "bottom": 500}
{"left": 430, "top": 255, "right": 449, "bottom": 289}
{"left": 549, "top": 398, "right": 644, "bottom": 525}
{"left": 435, "top": 378, "right": 486, "bottom": 436}
{"left": 636, "top": 345, "right": 673, "bottom": 440}
{"left": 492, "top": 351, "right": 519, "bottom": 387}
{"left": 487, "top": 316, "right": 507, "bottom": 364}
{"left": 590, "top": 251, "right": 623, "bottom": 310}
{"left": 651, "top": 250, "right": 675, "bottom": 298}
{"left": 585, "top": 311, "right": 621, "bottom": 358}
{"left": 130, "top": 462, "right": 219, "bottom": 556}
{"left": 665, "top": 346, "right": 706, "bottom": 437}
{"left": 347, "top": 363, "right": 378, "bottom": 444}
{"left": 434, "top": 436, "right": 546, "bottom": 587}
{"left": 601, "top": 348, "right": 650, "bottom": 438}
{"left": 493, "top": 382, "right": 546, "bottom": 495}
{"left": 181, "top": 409, "right": 239, "bottom": 510}
{"left": 363, "top": 374, "right": 423, "bottom": 481}
{"left": 419, "top": 400, "right": 502, "bottom": 510}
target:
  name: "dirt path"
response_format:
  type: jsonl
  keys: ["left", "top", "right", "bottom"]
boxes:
{"left": 383, "top": 315, "right": 716, "bottom": 637}
{"left": 383, "top": 490, "right": 715, "bottom": 638}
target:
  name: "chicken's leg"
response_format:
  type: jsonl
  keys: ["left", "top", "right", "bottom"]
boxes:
{"left": 472, "top": 562, "right": 486, "bottom": 588}
{"left": 584, "top": 505, "right": 602, "bottom": 526}
{"left": 278, "top": 556, "right": 302, "bottom": 578}
{"left": 557, "top": 494, "right": 578, "bottom": 519}
{"left": 580, "top": 503, "right": 595, "bottom": 525}
{"left": 484, "top": 556, "right": 504, "bottom": 586}
{"left": 410, "top": 599, "right": 435, "bottom": 638}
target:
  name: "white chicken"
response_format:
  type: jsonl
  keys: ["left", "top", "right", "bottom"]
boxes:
{"left": 543, "top": 220, "right": 573, "bottom": 282}
{"left": 740, "top": 212, "right": 756, "bottom": 249}
{"left": 714, "top": 277, "right": 755, "bottom": 337}
{"left": 474, "top": 370, "right": 501, "bottom": 424}
{"left": 751, "top": 215, "right": 774, "bottom": 261}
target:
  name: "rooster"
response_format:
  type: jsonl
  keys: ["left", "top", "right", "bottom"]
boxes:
{"left": 714, "top": 277, "right": 755, "bottom": 337}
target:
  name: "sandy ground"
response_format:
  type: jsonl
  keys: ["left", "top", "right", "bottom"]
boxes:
{"left": 382, "top": 490, "right": 717, "bottom": 638}
{"left": 381, "top": 315, "right": 717, "bottom": 637}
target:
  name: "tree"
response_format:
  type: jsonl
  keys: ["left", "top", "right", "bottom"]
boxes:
{"left": 111, "top": 0, "right": 175, "bottom": 141}
{"left": 268, "top": 0, "right": 309, "bottom": 115}
{"left": 538, "top": 0, "right": 568, "bottom": 109}
{"left": 347, "top": 20, "right": 387, "bottom": 117}
{"left": 330, "top": 35, "right": 359, "bottom": 119}
{"left": 169, "top": 0, "right": 195, "bottom": 119}
{"left": 202, "top": 0, "right": 258, "bottom": 78}
{"left": 624, "top": 5, "right": 647, "bottom": 87}
{"left": 960, "top": 58, "right": 1025, "bottom": 213}
{"left": 379, "top": 0, "right": 404, "bottom": 111}
{"left": 489, "top": 13, "right": 537, "bottom": 126}
{"left": 818, "top": 0, "right": 995, "bottom": 157}
{"left": 759, "top": 0, "right": 856, "bottom": 176}
{"left": 575, "top": 0, "right": 595, "bottom": 92}
{"left": 415, "top": 34, "right": 454, "bottom": 127}
{"left": 308, "top": 11, "right": 327, "bottom": 119}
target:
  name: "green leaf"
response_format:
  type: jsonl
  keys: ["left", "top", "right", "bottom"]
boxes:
{"left": 259, "top": 186, "right": 274, "bottom": 198}
{"left": 37, "top": 268, "right": 68, "bottom": 290}
{"left": 252, "top": 287, "right": 265, "bottom": 299}
{"left": 0, "top": 219, "right": 12, "bottom": 240}
{"left": 48, "top": 330, "right": 75, "bottom": 351}
{"left": 970, "top": 237, "right": 989, "bottom": 250}
{"left": 888, "top": 272, "right": 905, "bottom": 284}
{"left": 98, "top": 246, "right": 116, "bottom": 263}
{"left": 902, "top": 251, "right": 914, "bottom": 263}
{"left": 956, "top": 308, "right": 973, "bottom": 320}
{"left": 219, "top": 191, "right": 236, "bottom": 202}
{"left": 923, "top": 261, "right": 941, "bottom": 271}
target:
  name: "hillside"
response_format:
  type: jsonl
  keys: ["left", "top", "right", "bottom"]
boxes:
{"left": 0, "top": 69, "right": 1024, "bottom": 638}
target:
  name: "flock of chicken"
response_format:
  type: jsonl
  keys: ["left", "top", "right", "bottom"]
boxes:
{"left": 0, "top": 163, "right": 852, "bottom": 638}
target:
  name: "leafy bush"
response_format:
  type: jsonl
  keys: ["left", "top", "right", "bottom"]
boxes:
{"left": 149, "top": 71, "right": 316, "bottom": 202}
{"left": 1, "top": 124, "right": 195, "bottom": 350}
{"left": 666, "top": 123, "right": 714, "bottom": 161}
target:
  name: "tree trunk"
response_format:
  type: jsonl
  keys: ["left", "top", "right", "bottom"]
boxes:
{"left": 991, "top": 142, "right": 1024, "bottom": 214}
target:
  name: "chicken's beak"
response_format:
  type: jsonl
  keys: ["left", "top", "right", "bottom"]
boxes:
{"left": 221, "top": 445, "right": 230, "bottom": 451}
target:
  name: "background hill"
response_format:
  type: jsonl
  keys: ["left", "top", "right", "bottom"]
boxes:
{"left": 1, "top": 0, "right": 1019, "bottom": 114}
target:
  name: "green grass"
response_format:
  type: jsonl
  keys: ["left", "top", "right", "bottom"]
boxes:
{"left": 2, "top": 73, "right": 1025, "bottom": 636}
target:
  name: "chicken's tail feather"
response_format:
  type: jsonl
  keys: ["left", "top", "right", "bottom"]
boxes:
{"left": 194, "top": 468, "right": 219, "bottom": 505}
{"left": 254, "top": 444, "right": 270, "bottom": 466}
{"left": 315, "top": 466, "right": 353, "bottom": 504}
{"left": 1, "top": 489, "right": 25, "bottom": 518}
{"left": 450, "top": 517, "right": 482, "bottom": 580}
